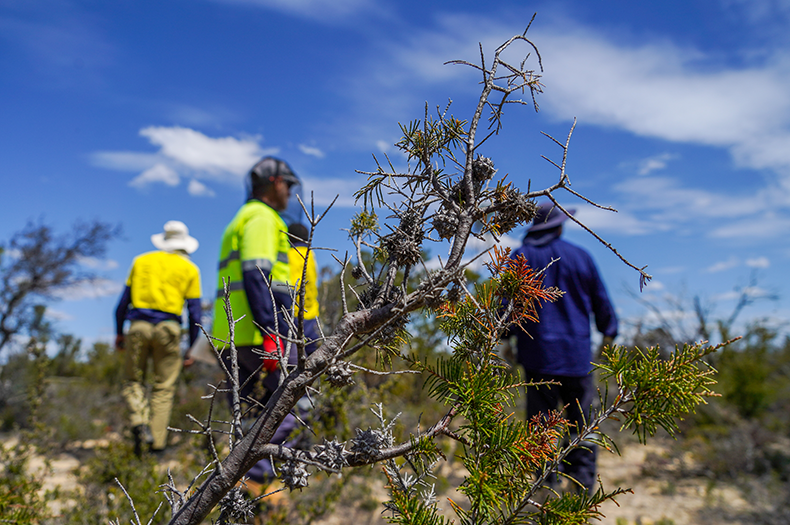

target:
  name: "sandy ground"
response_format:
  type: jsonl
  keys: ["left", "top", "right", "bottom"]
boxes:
{"left": 307, "top": 439, "right": 755, "bottom": 525}
{"left": 595, "top": 442, "right": 749, "bottom": 525}
{"left": 310, "top": 436, "right": 769, "bottom": 525}
{"left": 3, "top": 434, "right": 760, "bottom": 524}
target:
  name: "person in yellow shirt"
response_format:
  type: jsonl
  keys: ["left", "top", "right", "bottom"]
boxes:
{"left": 115, "top": 220, "right": 202, "bottom": 455}
{"left": 288, "top": 222, "right": 320, "bottom": 356}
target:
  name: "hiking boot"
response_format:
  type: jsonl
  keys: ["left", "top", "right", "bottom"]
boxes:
{"left": 132, "top": 424, "right": 154, "bottom": 457}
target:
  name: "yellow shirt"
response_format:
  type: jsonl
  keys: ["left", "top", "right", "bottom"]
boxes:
{"left": 127, "top": 251, "right": 201, "bottom": 316}
{"left": 288, "top": 245, "right": 319, "bottom": 320}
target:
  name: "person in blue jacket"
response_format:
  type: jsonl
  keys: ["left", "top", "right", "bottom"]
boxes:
{"left": 509, "top": 202, "right": 618, "bottom": 494}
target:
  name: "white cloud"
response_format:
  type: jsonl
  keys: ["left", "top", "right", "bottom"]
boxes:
{"left": 367, "top": 12, "right": 790, "bottom": 182}
{"left": 376, "top": 140, "right": 393, "bottom": 154}
{"left": 139, "top": 126, "right": 265, "bottom": 179}
{"left": 607, "top": 174, "right": 772, "bottom": 236}
{"left": 298, "top": 144, "right": 325, "bottom": 158}
{"left": 714, "top": 286, "right": 773, "bottom": 301}
{"left": 93, "top": 126, "right": 280, "bottom": 193}
{"left": 643, "top": 280, "right": 665, "bottom": 291}
{"left": 96, "top": 127, "right": 367, "bottom": 207}
{"left": 77, "top": 256, "right": 119, "bottom": 270}
{"left": 635, "top": 153, "right": 678, "bottom": 176}
{"left": 129, "top": 163, "right": 180, "bottom": 188}
{"left": 710, "top": 212, "right": 790, "bottom": 238}
{"left": 705, "top": 257, "right": 739, "bottom": 273}
{"left": 187, "top": 179, "right": 216, "bottom": 197}
{"left": 746, "top": 256, "right": 771, "bottom": 268}
{"left": 517, "top": 25, "right": 790, "bottom": 232}
{"left": 45, "top": 308, "right": 74, "bottom": 321}
{"left": 363, "top": 15, "right": 790, "bottom": 239}
{"left": 636, "top": 308, "right": 697, "bottom": 327}
{"left": 570, "top": 205, "right": 661, "bottom": 235}
{"left": 51, "top": 278, "right": 124, "bottom": 301}
{"left": 616, "top": 176, "right": 758, "bottom": 220}
{"left": 536, "top": 28, "right": 790, "bottom": 171}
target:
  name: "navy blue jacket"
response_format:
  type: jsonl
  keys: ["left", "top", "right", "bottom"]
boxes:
{"left": 510, "top": 235, "right": 617, "bottom": 376}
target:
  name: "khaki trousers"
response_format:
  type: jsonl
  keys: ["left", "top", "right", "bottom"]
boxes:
{"left": 122, "top": 320, "right": 182, "bottom": 449}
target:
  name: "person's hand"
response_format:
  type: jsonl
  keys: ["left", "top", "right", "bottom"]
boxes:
{"left": 115, "top": 334, "right": 125, "bottom": 351}
{"left": 183, "top": 354, "right": 195, "bottom": 368}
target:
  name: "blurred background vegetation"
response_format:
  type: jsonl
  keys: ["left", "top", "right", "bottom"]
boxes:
{"left": 2, "top": 259, "right": 790, "bottom": 524}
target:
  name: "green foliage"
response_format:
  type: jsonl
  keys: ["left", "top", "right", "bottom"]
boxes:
{"left": 535, "top": 485, "right": 631, "bottom": 525}
{"left": 0, "top": 317, "right": 58, "bottom": 523}
{"left": 383, "top": 465, "right": 453, "bottom": 525}
{"left": 660, "top": 323, "right": 790, "bottom": 499}
{"left": 62, "top": 442, "right": 168, "bottom": 525}
{"left": 354, "top": 112, "right": 467, "bottom": 210}
{"left": 80, "top": 341, "right": 125, "bottom": 388}
{"left": 596, "top": 341, "right": 724, "bottom": 443}
{"left": 0, "top": 350, "right": 34, "bottom": 432}
{"left": 349, "top": 209, "right": 380, "bottom": 238}
{"left": 711, "top": 326, "right": 780, "bottom": 419}
{"left": 396, "top": 114, "right": 467, "bottom": 165}
{"left": 0, "top": 219, "right": 118, "bottom": 354}
{"left": 0, "top": 339, "right": 126, "bottom": 443}
{"left": 0, "top": 29, "right": 741, "bottom": 525}
{"left": 716, "top": 346, "right": 772, "bottom": 419}
{"left": 383, "top": 245, "right": 730, "bottom": 525}
{"left": 50, "top": 334, "right": 83, "bottom": 377}
{"left": 0, "top": 440, "right": 54, "bottom": 524}
{"left": 389, "top": 248, "right": 632, "bottom": 524}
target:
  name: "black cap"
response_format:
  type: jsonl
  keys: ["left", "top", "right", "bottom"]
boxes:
{"left": 246, "top": 157, "right": 300, "bottom": 198}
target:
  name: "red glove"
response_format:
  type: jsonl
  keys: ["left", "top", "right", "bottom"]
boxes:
{"left": 262, "top": 335, "right": 283, "bottom": 372}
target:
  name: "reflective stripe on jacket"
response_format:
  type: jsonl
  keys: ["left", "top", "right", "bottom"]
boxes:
{"left": 213, "top": 200, "right": 291, "bottom": 347}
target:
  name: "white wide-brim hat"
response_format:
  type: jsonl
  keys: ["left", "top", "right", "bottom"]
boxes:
{"left": 151, "top": 220, "right": 199, "bottom": 254}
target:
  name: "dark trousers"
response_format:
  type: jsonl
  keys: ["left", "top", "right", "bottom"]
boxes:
{"left": 222, "top": 329, "right": 319, "bottom": 483}
{"left": 222, "top": 345, "right": 301, "bottom": 482}
{"left": 525, "top": 371, "right": 597, "bottom": 493}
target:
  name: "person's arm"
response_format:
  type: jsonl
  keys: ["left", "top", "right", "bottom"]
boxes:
{"left": 588, "top": 260, "right": 618, "bottom": 339}
{"left": 181, "top": 297, "right": 202, "bottom": 367}
{"left": 243, "top": 269, "right": 281, "bottom": 372}
{"left": 243, "top": 265, "right": 278, "bottom": 335}
{"left": 182, "top": 264, "right": 203, "bottom": 366}
{"left": 186, "top": 298, "right": 202, "bottom": 347}
{"left": 240, "top": 212, "right": 286, "bottom": 372}
{"left": 114, "top": 285, "right": 131, "bottom": 350}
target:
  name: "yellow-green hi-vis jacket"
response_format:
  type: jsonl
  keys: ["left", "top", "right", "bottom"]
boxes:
{"left": 213, "top": 200, "right": 291, "bottom": 347}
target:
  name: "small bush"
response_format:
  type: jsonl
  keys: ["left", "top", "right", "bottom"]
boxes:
{"left": 0, "top": 440, "right": 55, "bottom": 524}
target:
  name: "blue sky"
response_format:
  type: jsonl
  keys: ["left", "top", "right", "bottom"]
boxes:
{"left": 3, "top": 0, "right": 790, "bottom": 347}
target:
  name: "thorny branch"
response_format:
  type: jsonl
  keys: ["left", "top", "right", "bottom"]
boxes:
{"left": 132, "top": 27, "right": 673, "bottom": 525}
